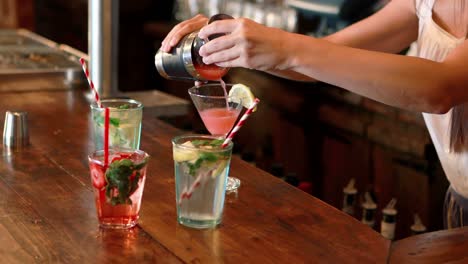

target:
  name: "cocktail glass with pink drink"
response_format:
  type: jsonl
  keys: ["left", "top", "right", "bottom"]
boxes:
{"left": 188, "top": 83, "right": 242, "bottom": 191}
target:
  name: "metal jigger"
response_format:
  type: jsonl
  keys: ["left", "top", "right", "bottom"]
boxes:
{"left": 3, "top": 111, "right": 30, "bottom": 150}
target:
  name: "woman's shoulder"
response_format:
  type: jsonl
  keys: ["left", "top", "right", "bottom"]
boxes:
{"left": 387, "top": 0, "right": 418, "bottom": 15}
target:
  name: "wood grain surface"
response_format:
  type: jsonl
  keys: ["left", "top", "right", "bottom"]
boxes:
{"left": 389, "top": 227, "right": 468, "bottom": 264}
{"left": 0, "top": 89, "right": 390, "bottom": 263}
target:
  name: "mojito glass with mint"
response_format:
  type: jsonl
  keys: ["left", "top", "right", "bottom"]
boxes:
{"left": 172, "top": 135, "right": 233, "bottom": 229}
{"left": 91, "top": 99, "right": 143, "bottom": 151}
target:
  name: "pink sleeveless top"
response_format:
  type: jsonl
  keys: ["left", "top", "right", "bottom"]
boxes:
{"left": 414, "top": 0, "right": 468, "bottom": 197}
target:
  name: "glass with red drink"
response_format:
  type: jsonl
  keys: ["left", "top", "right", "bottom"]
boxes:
{"left": 88, "top": 149, "right": 150, "bottom": 229}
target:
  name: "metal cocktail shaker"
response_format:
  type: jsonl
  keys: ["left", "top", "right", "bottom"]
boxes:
{"left": 154, "top": 14, "right": 233, "bottom": 82}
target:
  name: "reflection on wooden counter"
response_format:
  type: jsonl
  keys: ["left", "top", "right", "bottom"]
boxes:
{"left": 389, "top": 227, "right": 468, "bottom": 263}
{"left": 0, "top": 89, "right": 390, "bottom": 262}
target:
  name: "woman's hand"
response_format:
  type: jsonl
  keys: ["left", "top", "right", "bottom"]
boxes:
{"left": 198, "top": 18, "right": 292, "bottom": 72}
{"left": 161, "top": 14, "right": 208, "bottom": 52}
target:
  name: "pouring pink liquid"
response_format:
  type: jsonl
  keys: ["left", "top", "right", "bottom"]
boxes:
{"left": 199, "top": 108, "right": 239, "bottom": 136}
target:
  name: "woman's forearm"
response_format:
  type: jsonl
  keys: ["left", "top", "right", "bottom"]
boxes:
{"left": 285, "top": 34, "right": 460, "bottom": 113}
{"left": 265, "top": 69, "right": 316, "bottom": 82}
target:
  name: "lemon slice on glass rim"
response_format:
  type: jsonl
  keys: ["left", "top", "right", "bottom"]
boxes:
{"left": 228, "top": 83, "right": 257, "bottom": 111}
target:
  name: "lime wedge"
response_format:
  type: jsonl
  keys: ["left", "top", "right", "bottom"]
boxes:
{"left": 173, "top": 149, "right": 198, "bottom": 162}
{"left": 173, "top": 143, "right": 199, "bottom": 162}
{"left": 228, "top": 83, "right": 257, "bottom": 111}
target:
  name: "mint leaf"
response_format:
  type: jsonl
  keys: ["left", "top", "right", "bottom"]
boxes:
{"left": 93, "top": 115, "right": 120, "bottom": 127}
{"left": 199, "top": 152, "right": 217, "bottom": 162}
{"left": 118, "top": 104, "right": 130, "bottom": 109}
{"left": 104, "top": 158, "right": 148, "bottom": 205}
{"left": 181, "top": 139, "right": 226, "bottom": 176}
{"left": 109, "top": 117, "right": 120, "bottom": 127}
{"left": 191, "top": 139, "right": 224, "bottom": 147}
{"left": 209, "top": 139, "right": 224, "bottom": 147}
{"left": 187, "top": 161, "right": 201, "bottom": 176}
{"left": 191, "top": 140, "right": 210, "bottom": 147}
{"left": 186, "top": 152, "right": 219, "bottom": 176}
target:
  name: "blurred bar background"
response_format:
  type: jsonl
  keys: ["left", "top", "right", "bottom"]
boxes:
{"left": 0, "top": 0, "right": 447, "bottom": 241}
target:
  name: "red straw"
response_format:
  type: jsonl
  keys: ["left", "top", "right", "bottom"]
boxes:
{"left": 79, "top": 58, "right": 102, "bottom": 108}
{"left": 104, "top": 107, "right": 110, "bottom": 166}
{"left": 79, "top": 58, "right": 109, "bottom": 165}
{"left": 221, "top": 98, "right": 260, "bottom": 148}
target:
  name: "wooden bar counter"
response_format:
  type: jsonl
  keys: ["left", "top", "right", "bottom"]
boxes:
{"left": 389, "top": 227, "right": 468, "bottom": 263}
{"left": 0, "top": 89, "right": 390, "bottom": 263}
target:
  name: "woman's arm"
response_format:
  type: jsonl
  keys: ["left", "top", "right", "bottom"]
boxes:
{"left": 287, "top": 35, "right": 468, "bottom": 113}
{"left": 265, "top": 0, "right": 419, "bottom": 81}
{"left": 283, "top": 0, "right": 467, "bottom": 113}
{"left": 323, "top": 0, "right": 417, "bottom": 53}
{"left": 198, "top": 0, "right": 468, "bottom": 113}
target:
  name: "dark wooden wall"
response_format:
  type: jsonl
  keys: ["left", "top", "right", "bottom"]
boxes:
{"left": 223, "top": 68, "right": 448, "bottom": 240}
{"left": 34, "top": 0, "right": 175, "bottom": 91}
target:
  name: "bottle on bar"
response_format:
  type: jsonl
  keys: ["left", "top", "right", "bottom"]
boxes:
{"left": 381, "top": 198, "right": 397, "bottom": 240}
{"left": 284, "top": 172, "right": 299, "bottom": 187}
{"left": 410, "top": 213, "right": 427, "bottom": 236}
{"left": 361, "top": 192, "right": 377, "bottom": 228}
{"left": 270, "top": 163, "right": 284, "bottom": 179}
{"left": 342, "top": 178, "right": 358, "bottom": 216}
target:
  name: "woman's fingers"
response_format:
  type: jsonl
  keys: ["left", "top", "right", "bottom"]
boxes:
{"left": 202, "top": 45, "right": 239, "bottom": 65}
{"left": 214, "top": 56, "right": 242, "bottom": 68}
{"left": 163, "top": 15, "right": 205, "bottom": 47}
{"left": 198, "top": 19, "right": 239, "bottom": 40}
{"left": 201, "top": 17, "right": 289, "bottom": 72}
{"left": 161, "top": 15, "right": 207, "bottom": 52}
{"left": 199, "top": 18, "right": 263, "bottom": 65}
{"left": 199, "top": 35, "right": 236, "bottom": 57}
{"left": 168, "top": 16, "right": 206, "bottom": 45}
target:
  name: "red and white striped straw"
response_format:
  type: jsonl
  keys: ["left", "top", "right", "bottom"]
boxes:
{"left": 79, "top": 58, "right": 102, "bottom": 108}
{"left": 178, "top": 172, "right": 207, "bottom": 205}
{"left": 221, "top": 98, "right": 260, "bottom": 148}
